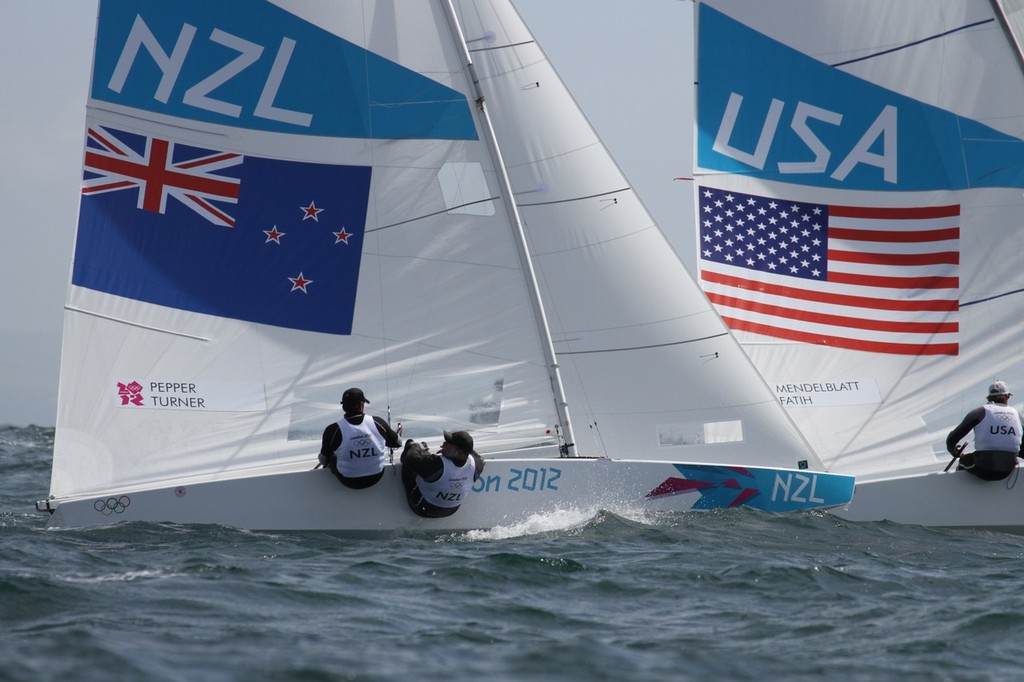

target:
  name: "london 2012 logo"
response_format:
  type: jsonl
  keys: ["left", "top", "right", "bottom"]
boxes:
{"left": 116, "top": 381, "right": 144, "bottom": 406}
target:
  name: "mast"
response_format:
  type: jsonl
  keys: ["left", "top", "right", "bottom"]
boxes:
{"left": 990, "top": 0, "right": 1024, "bottom": 78}
{"left": 441, "top": 0, "right": 578, "bottom": 457}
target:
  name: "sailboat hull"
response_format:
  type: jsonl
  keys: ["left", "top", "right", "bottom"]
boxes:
{"left": 831, "top": 470, "right": 1024, "bottom": 533}
{"left": 39, "top": 459, "right": 854, "bottom": 532}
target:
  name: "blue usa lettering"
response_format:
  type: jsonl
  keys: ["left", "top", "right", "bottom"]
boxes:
{"left": 990, "top": 425, "right": 1018, "bottom": 435}
{"left": 107, "top": 15, "right": 312, "bottom": 126}
{"left": 713, "top": 92, "right": 897, "bottom": 184}
{"left": 771, "top": 472, "right": 825, "bottom": 504}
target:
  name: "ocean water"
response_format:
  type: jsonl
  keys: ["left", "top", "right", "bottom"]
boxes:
{"left": 3, "top": 425, "right": 1023, "bottom": 681}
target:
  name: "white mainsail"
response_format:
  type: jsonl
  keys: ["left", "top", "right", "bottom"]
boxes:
{"left": 693, "top": 0, "right": 1024, "bottom": 530}
{"left": 39, "top": 0, "right": 852, "bottom": 531}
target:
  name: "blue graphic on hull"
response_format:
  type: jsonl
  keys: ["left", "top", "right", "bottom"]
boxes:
{"left": 648, "top": 464, "right": 854, "bottom": 512}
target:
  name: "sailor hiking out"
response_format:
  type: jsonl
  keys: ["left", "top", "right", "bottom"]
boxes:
{"left": 401, "top": 430, "right": 484, "bottom": 518}
{"left": 946, "top": 381, "right": 1024, "bottom": 481}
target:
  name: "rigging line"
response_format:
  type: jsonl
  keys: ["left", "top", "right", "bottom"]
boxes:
{"left": 365, "top": 196, "right": 499, "bottom": 233}
{"left": 357, "top": 8, "right": 393, "bottom": 415}
{"left": 558, "top": 332, "right": 729, "bottom": 355}
{"left": 517, "top": 187, "right": 630, "bottom": 208}
{"left": 830, "top": 18, "right": 995, "bottom": 67}
{"left": 961, "top": 287, "right": 1024, "bottom": 307}
{"left": 376, "top": 222, "right": 392, "bottom": 412}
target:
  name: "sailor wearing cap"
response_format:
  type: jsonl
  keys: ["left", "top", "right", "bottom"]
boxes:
{"left": 946, "top": 381, "right": 1024, "bottom": 481}
{"left": 400, "top": 430, "right": 485, "bottom": 517}
{"left": 319, "top": 387, "right": 402, "bottom": 489}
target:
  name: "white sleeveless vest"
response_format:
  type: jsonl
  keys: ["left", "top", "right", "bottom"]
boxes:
{"left": 416, "top": 456, "right": 476, "bottom": 508}
{"left": 335, "top": 417, "right": 387, "bottom": 478}
{"left": 973, "top": 403, "right": 1023, "bottom": 452}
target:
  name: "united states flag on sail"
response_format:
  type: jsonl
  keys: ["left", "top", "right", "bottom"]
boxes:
{"left": 697, "top": 186, "right": 959, "bottom": 355}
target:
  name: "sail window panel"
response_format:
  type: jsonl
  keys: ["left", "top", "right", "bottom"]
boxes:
{"left": 657, "top": 420, "right": 743, "bottom": 447}
{"left": 704, "top": 419, "right": 744, "bottom": 444}
{"left": 437, "top": 162, "right": 495, "bottom": 215}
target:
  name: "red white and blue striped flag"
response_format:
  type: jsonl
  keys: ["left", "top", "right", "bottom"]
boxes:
{"left": 697, "top": 186, "right": 959, "bottom": 355}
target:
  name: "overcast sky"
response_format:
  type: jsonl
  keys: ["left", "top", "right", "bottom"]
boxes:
{"left": 0, "top": 0, "right": 693, "bottom": 427}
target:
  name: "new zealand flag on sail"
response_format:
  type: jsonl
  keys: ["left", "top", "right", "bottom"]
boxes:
{"left": 73, "top": 126, "right": 371, "bottom": 335}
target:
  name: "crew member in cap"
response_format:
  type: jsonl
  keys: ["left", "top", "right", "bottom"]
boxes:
{"left": 400, "top": 430, "right": 484, "bottom": 517}
{"left": 946, "top": 380, "right": 1024, "bottom": 481}
{"left": 319, "top": 387, "right": 401, "bottom": 489}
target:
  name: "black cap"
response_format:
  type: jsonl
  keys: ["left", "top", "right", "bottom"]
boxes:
{"left": 341, "top": 387, "right": 369, "bottom": 406}
{"left": 443, "top": 430, "right": 474, "bottom": 454}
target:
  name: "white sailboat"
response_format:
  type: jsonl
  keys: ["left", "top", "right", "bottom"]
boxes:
{"left": 36, "top": 0, "right": 853, "bottom": 532}
{"left": 692, "top": 0, "right": 1024, "bottom": 531}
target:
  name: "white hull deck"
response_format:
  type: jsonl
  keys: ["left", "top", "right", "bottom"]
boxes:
{"left": 39, "top": 458, "right": 855, "bottom": 532}
{"left": 831, "top": 467, "right": 1024, "bottom": 534}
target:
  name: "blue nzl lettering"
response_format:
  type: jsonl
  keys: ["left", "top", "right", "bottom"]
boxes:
{"left": 714, "top": 93, "right": 897, "bottom": 184}
{"left": 771, "top": 472, "right": 825, "bottom": 504}
{"left": 107, "top": 15, "right": 312, "bottom": 126}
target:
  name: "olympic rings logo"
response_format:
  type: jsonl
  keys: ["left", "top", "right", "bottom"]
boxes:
{"left": 94, "top": 496, "right": 131, "bottom": 515}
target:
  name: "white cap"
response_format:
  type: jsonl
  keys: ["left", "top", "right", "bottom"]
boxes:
{"left": 988, "top": 380, "right": 1011, "bottom": 398}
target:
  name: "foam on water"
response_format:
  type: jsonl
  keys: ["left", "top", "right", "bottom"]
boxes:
{"left": 456, "top": 501, "right": 691, "bottom": 541}
{"left": 459, "top": 506, "right": 600, "bottom": 541}
{"left": 57, "top": 568, "right": 180, "bottom": 583}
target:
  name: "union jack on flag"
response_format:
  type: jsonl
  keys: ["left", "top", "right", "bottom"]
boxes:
{"left": 83, "top": 126, "right": 242, "bottom": 227}
{"left": 697, "top": 186, "right": 960, "bottom": 356}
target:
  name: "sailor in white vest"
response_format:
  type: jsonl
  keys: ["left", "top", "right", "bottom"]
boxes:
{"left": 946, "top": 380, "right": 1024, "bottom": 481}
{"left": 400, "top": 430, "right": 484, "bottom": 518}
{"left": 319, "top": 387, "right": 401, "bottom": 489}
